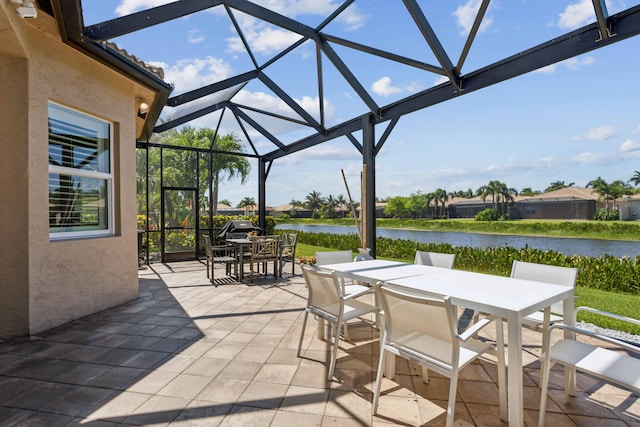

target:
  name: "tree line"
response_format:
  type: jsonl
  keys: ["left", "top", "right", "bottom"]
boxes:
{"left": 382, "top": 176, "right": 640, "bottom": 219}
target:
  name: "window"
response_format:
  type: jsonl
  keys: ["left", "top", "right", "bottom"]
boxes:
{"left": 48, "top": 102, "right": 113, "bottom": 239}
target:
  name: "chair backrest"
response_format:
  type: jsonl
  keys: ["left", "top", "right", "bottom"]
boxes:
{"left": 315, "top": 250, "right": 353, "bottom": 266}
{"left": 414, "top": 250, "right": 455, "bottom": 269}
{"left": 379, "top": 285, "right": 457, "bottom": 365}
{"left": 202, "top": 234, "right": 212, "bottom": 257}
{"left": 302, "top": 265, "right": 343, "bottom": 318}
{"left": 281, "top": 233, "right": 297, "bottom": 254}
{"left": 251, "top": 235, "right": 280, "bottom": 258}
{"left": 510, "top": 260, "right": 578, "bottom": 314}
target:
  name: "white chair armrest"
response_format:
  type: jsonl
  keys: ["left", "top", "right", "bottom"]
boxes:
{"left": 576, "top": 306, "right": 640, "bottom": 327}
{"left": 548, "top": 322, "right": 640, "bottom": 355}
{"left": 458, "top": 317, "right": 493, "bottom": 342}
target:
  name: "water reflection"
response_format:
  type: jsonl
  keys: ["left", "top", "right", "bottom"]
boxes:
{"left": 276, "top": 224, "right": 640, "bottom": 258}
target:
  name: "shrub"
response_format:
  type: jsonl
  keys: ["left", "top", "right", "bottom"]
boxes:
{"left": 594, "top": 208, "right": 620, "bottom": 221}
{"left": 282, "top": 229, "right": 640, "bottom": 295}
{"left": 475, "top": 208, "right": 499, "bottom": 221}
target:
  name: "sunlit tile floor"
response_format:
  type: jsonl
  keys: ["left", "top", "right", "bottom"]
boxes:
{"left": 0, "top": 261, "right": 638, "bottom": 426}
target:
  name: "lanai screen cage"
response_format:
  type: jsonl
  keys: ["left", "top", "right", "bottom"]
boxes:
{"left": 57, "top": 1, "right": 639, "bottom": 264}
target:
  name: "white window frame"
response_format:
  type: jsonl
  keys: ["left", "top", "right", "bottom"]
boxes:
{"left": 48, "top": 101, "right": 114, "bottom": 240}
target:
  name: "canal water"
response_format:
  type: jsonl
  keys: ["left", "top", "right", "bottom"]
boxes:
{"left": 276, "top": 224, "right": 640, "bottom": 259}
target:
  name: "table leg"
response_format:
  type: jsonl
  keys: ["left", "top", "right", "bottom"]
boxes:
{"left": 238, "top": 246, "right": 244, "bottom": 281}
{"left": 507, "top": 312, "right": 524, "bottom": 426}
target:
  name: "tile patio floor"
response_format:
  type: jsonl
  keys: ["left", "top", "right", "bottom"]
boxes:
{"left": 1, "top": 260, "right": 638, "bottom": 426}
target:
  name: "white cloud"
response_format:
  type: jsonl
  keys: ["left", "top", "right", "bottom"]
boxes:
{"left": 187, "top": 29, "right": 205, "bottom": 44}
{"left": 253, "top": 0, "right": 365, "bottom": 30}
{"left": 573, "top": 151, "right": 604, "bottom": 164}
{"left": 534, "top": 56, "right": 595, "bottom": 74}
{"left": 372, "top": 77, "right": 402, "bottom": 97}
{"left": 584, "top": 125, "right": 616, "bottom": 141}
{"left": 115, "top": 0, "right": 174, "bottom": 16}
{"left": 433, "top": 75, "right": 450, "bottom": 86}
{"left": 453, "top": 0, "right": 493, "bottom": 35}
{"left": 151, "top": 57, "right": 233, "bottom": 94}
{"left": 558, "top": 0, "right": 594, "bottom": 30}
{"left": 226, "top": 15, "right": 302, "bottom": 55}
{"left": 634, "top": 124, "right": 640, "bottom": 133}
{"left": 621, "top": 139, "right": 640, "bottom": 152}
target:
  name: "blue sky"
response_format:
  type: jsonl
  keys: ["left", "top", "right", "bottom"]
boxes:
{"left": 83, "top": 1, "right": 640, "bottom": 207}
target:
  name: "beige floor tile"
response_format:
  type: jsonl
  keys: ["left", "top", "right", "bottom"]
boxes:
{"left": 217, "top": 359, "right": 263, "bottom": 381}
{"left": 157, "top": 373, "right": 213, "bottom": 400}
{"left": 254, "top": 363, "right": 298, "bottom": 385}
{"left": 196, "top": 378, "right": 250, "bottom": 404}
{"left": 271, "top": 410, "right": 322, "bottom": 426}
{"left": 238, "top": 381, "right": 289, "bottom": 409}
{"left": 281, "top": 385, "right": 329, "bottom": 415}
{"left": 218, "top": 404, "right": 276, "bottom": 427}
{"left": 183, "top": 356, "right": 230, "bottom": 377}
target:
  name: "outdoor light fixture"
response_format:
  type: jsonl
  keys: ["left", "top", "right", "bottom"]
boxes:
{"left": 11, "top": 0, "right": 38, "bottom": 19}
{"left": 137, "top": 100, "right": 150, "bottom": 119}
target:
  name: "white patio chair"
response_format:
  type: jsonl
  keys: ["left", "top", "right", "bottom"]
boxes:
{"left": 316, "top": 250, "right": 372, "bottom": 295}
{"left": 538, "top": 307, "right": 640, "bottom": 427}
{"left": 510, "top": 260, "right": 578, "bottom": 351}
{"left": 372, "top": 284, "right": 505, "bottom": 427}
{"left": 414, "top": 250, "right": 456, "bottom": 269}
{"left": 316, "top": 250, "right": 376, "bottom": 335}
{"left": 297, "top": 265, "right": 378, "bottom": 381}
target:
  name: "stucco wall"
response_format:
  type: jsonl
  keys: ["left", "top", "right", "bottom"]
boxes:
{"left": 0, "top": 10, "right": 30, "bottom": 337}
{"left": 1, "top": 5, "right": 139, "bottom": 337}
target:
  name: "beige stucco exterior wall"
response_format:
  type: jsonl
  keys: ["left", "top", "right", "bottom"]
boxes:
{"left": 1, "top": 4, "right": 140, "bottom": 337}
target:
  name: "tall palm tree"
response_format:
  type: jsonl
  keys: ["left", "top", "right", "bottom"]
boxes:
{"left": 204, "top": 130, "right": 251, "bottom": 216}
{"left": 304, "top": 191, "right": 324, "bottom": 215}
{"left": 434, "top": 188, "right": 448, "bottom": 217}
{"left": 587, "top": 177, "right": 614, "bottom": 213}
{"left": 237, "top": 196, "right": 256, "bottom": 215}
{"left": 478, "top": 180, "right": 502, "bottom": 210}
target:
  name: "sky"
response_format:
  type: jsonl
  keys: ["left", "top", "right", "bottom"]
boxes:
{"left": 82, "top": 0, "right": 640, "bottom": 207}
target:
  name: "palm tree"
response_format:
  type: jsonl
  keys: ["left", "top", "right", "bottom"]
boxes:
{"left": 336, "top": 194, "right": 348, "bottom": 217}
{"left": 304, "top": 191, "right": 324, "bottom": 216}
{"left": 545, "top": 181, "right": 575, "bottom": 192}
{"left": 433, "top": 188, "right": 448, "bottom": 217}
{"left": 323, "top": 195, "right": 339, "bottom": 218}
{"left": 478, "top": 180, "right": 502, "bottom": 210}
{"left": 587, "top": 177, "right": 615, "bottom": 213}
{"left": 205, "top": 130, "right": 251, "bottom": 216}
{"left": 629, "top": 171, "right": 640, "bottom": 187}
{"left": 237, "top": 196, "right": 256, "bottom": 215}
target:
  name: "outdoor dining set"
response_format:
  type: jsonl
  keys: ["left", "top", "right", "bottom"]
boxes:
{"left": 202, "top": 228, "right": 298, "bottom": 284}
{"left": 200, "top": 225, "right": 640, "bottom": 426}
{"left": 297, "top": 252, "right": 640, "bottom": 426}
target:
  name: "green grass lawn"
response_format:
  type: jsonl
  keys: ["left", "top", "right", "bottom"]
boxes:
{"left": 297, "top": 243, "right": 640, "bottom": 335}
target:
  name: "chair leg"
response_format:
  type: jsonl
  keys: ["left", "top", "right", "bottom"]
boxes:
{"left": 328, "top": 320, "right": 341, "bottom": 381}
{"left": 372, "top": 348, "right": 386, "bottom": 415}
{"left": 297, "top": 311, "right": 309, "bottom": 357}
{"left": 538, "top": 359, "right": 553, "bottom": 427}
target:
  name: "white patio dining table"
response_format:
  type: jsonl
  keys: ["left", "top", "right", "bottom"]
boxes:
{"left": 318, "top": 259, "right": 575, "bottom": 426}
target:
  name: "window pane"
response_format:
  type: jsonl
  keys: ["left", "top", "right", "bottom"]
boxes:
{"left": 49, "top": 173, "right": 108, "bottom": 233}
{"left": 48, "top": 103, "right": 110, "bottom": 173}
